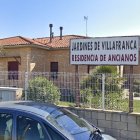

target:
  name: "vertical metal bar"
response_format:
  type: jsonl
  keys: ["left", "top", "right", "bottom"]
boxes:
{"left": 25, "top": 53, "right": 30, "bottom": 100}
{"left": 129, "top": 66, "right": 133, "bottom": 113}
{"left": 24, "top": 72, "right": 28, "bottom": 100}
{"left": 75, "top": 65, "right": 80, "bottom": 106}
{"left": 102, "top": 74, "right": 105, "bottom": 110}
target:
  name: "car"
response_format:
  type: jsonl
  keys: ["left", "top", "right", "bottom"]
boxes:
{"left": 0, "top": 101, "right": 116, "bottom": 140}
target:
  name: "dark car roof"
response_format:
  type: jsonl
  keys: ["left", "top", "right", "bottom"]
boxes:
{"left": 0, "top": 101, "right": 59, "bottom": 118}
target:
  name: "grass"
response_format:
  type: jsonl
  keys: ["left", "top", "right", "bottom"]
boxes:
{"left": 134, "top": 100, "right": 140, "bottom": 113}
{"left": 58, "top": 101, "right": 76, "bottom": 107}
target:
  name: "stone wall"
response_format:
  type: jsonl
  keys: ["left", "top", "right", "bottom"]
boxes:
{"left": 0, "top": 45, "right": 106, "bottom": 74}
{"left": 1, "top": 45, "right": 140, "bottom": 74}
{"left": 68, "top": 108, "right": 140, "bottom": 140}
{"left": 47, "top": 49, "right": 88, "bottom": 73}
{"left": 30, "top": 47, "right": 48, "bottom": 72}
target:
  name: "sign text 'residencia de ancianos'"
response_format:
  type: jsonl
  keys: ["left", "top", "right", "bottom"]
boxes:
{"left": 70, "top": 36, "right": 139, "bottom": 65}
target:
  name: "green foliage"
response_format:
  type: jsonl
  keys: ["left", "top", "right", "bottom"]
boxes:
{"left": 27, "top": 76, "right": 61, "bottom": 104}
{"left": 81, "top": 66, "right": 122, "bottom": 94}
{"left": 133, "top": 80, "right": 140, "bottom": 96}
{"left": 58, "top": 101, "right": 76, "bottom": 107}
{"left": 80, "top": 74, "right": 100, "bottom": 91}
{"left": 105, "top": 92, "right": 128, "bottom": 111}
{"left": 80, "top": 88, "right": 93, "bottom": 103}
{"left": 0, "top": 45, "right": 6, "bottom": 56}
{"left": 80, "top": 66, "right": 124, "bottom": 109}
{"left": 91, "top": 93, "right": 102, "bottom": 109}
{"left": 134, "top": 100, "right": 140, "bottom": 112}
{"left": 95, "top": 66, "right": 117, "bottom": 74}
{"left": 60, "top": 89, "right": 75, "bottom": 102}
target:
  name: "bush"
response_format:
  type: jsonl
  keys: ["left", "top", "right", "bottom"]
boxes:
{"left": 134, "top": 92, "right": 140, "bottom": 97}
{"left": 80, "top": 88, "right": 102, "bottom": 108}
{"left": 81, "top": 66, "right": 122, "bottom": 94}
{"left": 27, "top": 76, "right": 60, "bottom": 104}
{"left": 95, "top": 66, "right": 117, "bottom": 74}
{"left": 80, "top": 66, "right": 124, "bottom": 109}
{"left": 60, "top": 89, "right": 75, "bottom": 102}
{"left": 80, "top": 88, "right": 93, "bottom": 105}
{"left": 133, "top": 80, "right": 140, "bottom": 95}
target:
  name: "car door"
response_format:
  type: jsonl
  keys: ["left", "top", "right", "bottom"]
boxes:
{"left": 0, "top": 109, "right": 70, "bottom": 140}
{"left": 16, "top": 114, "right": 49, "bottom": 140}
{"left": 15, "top": 112, "right": 68, "bottom": 140}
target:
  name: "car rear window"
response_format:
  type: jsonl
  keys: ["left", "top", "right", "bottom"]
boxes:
{"left": 46, "top": 108, "right": 93, "bottom": 135}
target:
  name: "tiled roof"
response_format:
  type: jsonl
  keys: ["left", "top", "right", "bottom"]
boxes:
{"left": 0, "top": 35, "right": 90, "bottom": 49}
{"left": 0, "top": 36, "right": 46, "bottom": 47}
{"left": 34, "top": 35, "right": 89, "bottom": 48}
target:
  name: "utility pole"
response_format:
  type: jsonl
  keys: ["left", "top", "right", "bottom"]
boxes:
{"left": 84, "top": 16, "right": 88, "bottom": 36}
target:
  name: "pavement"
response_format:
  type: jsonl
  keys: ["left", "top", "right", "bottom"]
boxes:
{"left": 134, "top": 97, "right": 140, "bottom": 100}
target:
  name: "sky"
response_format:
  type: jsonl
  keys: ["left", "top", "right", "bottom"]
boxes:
{"left": 0, "top": 0, "right": 140, "bottom": 38}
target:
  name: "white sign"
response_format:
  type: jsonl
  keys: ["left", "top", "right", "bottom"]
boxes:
{"left": 70, "top": 36, "right": 139, "bottom": 65}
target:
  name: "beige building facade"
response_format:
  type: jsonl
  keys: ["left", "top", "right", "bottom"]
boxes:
{"left": 0, "top": 35, "right": 90, "bottom": 76}
{"left": 0, "top": 35, "right": 139, "bottom": 76}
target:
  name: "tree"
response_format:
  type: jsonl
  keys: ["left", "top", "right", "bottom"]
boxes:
{"left": 27, "top": 76, "right": 61, "bottom": 104}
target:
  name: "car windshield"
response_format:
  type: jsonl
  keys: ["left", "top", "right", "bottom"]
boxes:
{"left": 46, "top": 108, "right": 96, "bottom": 140}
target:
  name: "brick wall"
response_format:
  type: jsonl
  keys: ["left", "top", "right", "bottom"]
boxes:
{"left": 68, "top": 108, "right": 140, "bottom": 140}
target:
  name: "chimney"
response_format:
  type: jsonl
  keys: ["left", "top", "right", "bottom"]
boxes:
{"left": 60, "top": 26, "right": 63, "bottom": 40}
{"left": 49, "top": 24, "right": 53, "bottom": 42}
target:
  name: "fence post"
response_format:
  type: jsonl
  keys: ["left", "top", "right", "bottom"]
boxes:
{"left": 129, "top": 66, "right": 134, "bottom": 113}
{"left": 24, "top": 72, "right": 29, "bottom": 100}
{"left": 75, "top": 65, "right": 80, "bottom": 107}
{"left": 102, "top": 74, "right": 105, "bottom": 110}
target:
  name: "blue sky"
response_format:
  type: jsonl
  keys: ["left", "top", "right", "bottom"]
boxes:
{"left": 0, "top": 0, "right": 140, "bottom": 38}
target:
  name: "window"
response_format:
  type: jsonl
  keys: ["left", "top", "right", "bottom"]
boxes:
{"left": 8, "top": 61, "right": 19, "bottom": 80}
{"left": 46, "top": 108, "right": 94, "bottom": 140}
{"left": 0, "top": 113, "right": 13, "bottom": 140}
{"left": 50, "top": 62, "right": 58, "bottom": 79}
{"left": 44, "top": 124, "right": 65, "bottom": 140}
{"left": 17, "top": 116, "right": 48, "bottom": 140}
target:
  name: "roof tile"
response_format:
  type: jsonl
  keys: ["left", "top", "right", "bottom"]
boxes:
{"left": 0, "top": 35, "right": 89, "bottom": 49}
{"left": 34, "top": 35, "right": 89, "bottom": 48}
{"left": 0, "top": 36, "right": 46, "bottom": 47}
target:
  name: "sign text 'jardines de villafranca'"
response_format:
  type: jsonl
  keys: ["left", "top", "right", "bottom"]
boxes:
{"left": 70, "top": 36, "right": 139, "bottom": 65}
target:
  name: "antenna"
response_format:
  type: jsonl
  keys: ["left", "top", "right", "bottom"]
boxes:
{"left": 84, "top": 16, "right": 88, "bottom": 36}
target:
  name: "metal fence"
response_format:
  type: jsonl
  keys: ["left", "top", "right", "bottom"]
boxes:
{"left": 0, "top": 71, "right": 140, "bottom": 113}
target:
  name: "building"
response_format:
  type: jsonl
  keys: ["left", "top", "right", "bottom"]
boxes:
{"left": 0, "top": 31, "right": 93, "bottom": 80}
{"left": 0, "top": 25, "right": 139, "bottom": 79}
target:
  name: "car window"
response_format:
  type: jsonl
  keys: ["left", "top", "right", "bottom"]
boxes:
{"left": 44, "top": 124, "right": 65, "bottom": 140}
{"left": 0, "top": 113, "right": 13, "bottom": 140}
{"left": 46, "top": 108, "right": 95, "bottom": 140}
{"left": 47, "top": 108, "right": 93, "bottom": 135}
{"left": 17, "top": 115, "right": 49, "bottom": 140}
